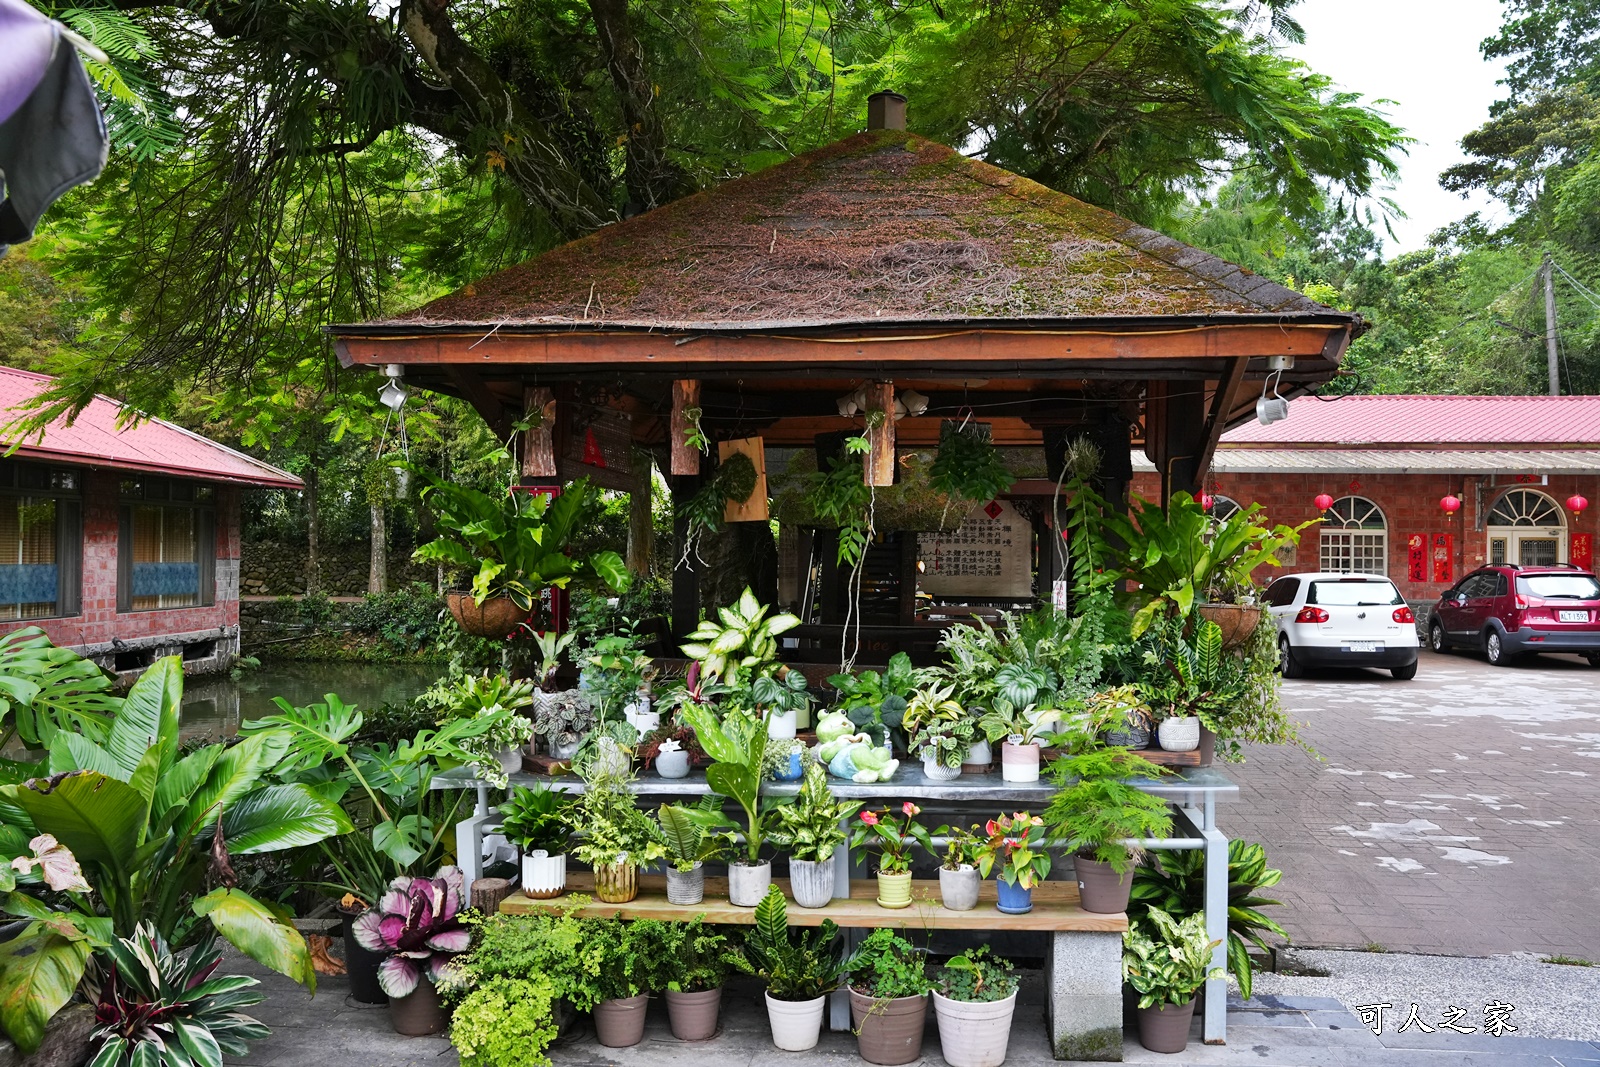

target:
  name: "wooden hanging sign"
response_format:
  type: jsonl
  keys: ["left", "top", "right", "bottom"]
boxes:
{"left": 718, "top": 437, "right": 769, "bottom": 523}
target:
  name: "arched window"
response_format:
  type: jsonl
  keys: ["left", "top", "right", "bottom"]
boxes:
{"left": 1487, "top": 489, "right": 1566, "bottom": 566}
{"left": 1209, "top": 495, "right": 1243, "bottom": 522}
{"left": 1318, "top": 496, "right": 1388, "bottom": 576}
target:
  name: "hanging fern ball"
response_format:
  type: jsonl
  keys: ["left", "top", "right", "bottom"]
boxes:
{"left": 930, "top": 420, "right": 1015, "bottom": 504}
{"left": 717, "top": 451, "right": 759, "bottom": 505}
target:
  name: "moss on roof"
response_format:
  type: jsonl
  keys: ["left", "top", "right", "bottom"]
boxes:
{"left": 375, "top": 130, "right": 1350, "bottom": 330}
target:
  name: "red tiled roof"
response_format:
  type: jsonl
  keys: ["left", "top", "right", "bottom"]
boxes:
{"left": 0, "top": 367, "right": 302, "bottom": 488}
{"left": 1222, "top": 395, "right": 1600, "bottom": 449}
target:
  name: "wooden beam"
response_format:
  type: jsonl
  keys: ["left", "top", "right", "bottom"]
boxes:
{"left": 864, "top": 381, "right": 895, "bottom": 486}
{"left": 670, "top": 379, "right": 701, "bottom": 476}
{"left": 445, "top": 368, "right": 510, "bottom": 437}
{"left": 521, "top": 387, "right": 557, "bottom": 480}
{"left": 1193, "top": 357, "right": 1251, "bottom": 491}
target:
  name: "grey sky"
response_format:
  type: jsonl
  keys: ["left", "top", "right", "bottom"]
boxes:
{"left": 1286, "top": 0, "right": 1510, "bottom": 253}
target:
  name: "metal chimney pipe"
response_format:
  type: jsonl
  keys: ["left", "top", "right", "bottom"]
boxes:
{"left": 867, "top": 91, "right": 907, "bottom": 131}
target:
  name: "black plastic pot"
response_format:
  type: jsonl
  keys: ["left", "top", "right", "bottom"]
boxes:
{"left": 340, "top": 906, "right": 388, "bottom": 1004}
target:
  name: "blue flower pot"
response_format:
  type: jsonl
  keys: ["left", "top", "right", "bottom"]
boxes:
{"left": 773, "top": 752, "right": 805, "bottom": 781}
{"left": 995, "top": 878, "right": 1033, "bottom": 915}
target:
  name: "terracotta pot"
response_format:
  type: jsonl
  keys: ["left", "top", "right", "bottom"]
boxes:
{"left": 594, "top": 861, "right": 639, "bottom": 903}
{"left": 1196, "top": 603, "right": 1262, "bottom": 650}
{"left": 521, "top": 850, "right": 567, "bottom": 899}
{"left": 388, "top": 980, "right": 445, "bottom": 1036}
{"left": 1074, "top": 855, "right": 1132, "bottom": 914}
{"left": 666, "top": 987, "right": 722, "bottom": 1040}
{"left": 933, "top": 988, "right": 1018, "bottom": 1067}
{"left": 939, "top": 865, "right": 980, "bottom": 912}
{"left": 1156, "top": 716, "right": 1200, "bottom": 752}
{"left": 876, "top": 869, "right": 913, "bottom": 909}
{"left": 728, "top": 859, "right": 772, "bottom": 907}
{"left": 339, "top": 906, "right": 386, "bottom": 1004}
{"left": 850, "top": 989, "right": 928, "bottom": 1065}
{"left": 446, "top": 592, "right": 527, "bottom": 637}
{"left": 594, "top": 993, "right": 649, "bottom": 1047}
{"left": 667, "top": 862, "right": 705, "bottom": 905}
{"left": 1136, "top": 998, "right": 1196, "bottom": 1053}
{"left": 790, "top": 856, "right": 836, "bottom": 909}
{"left": 766, "top": 993, "right": 826, "bottom": 1051}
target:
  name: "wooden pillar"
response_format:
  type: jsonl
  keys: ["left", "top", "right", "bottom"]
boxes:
{"left": 670, "top": 473, "right": 702, "bottom": 637}
{"left": 1148, "top": 380, "right": 1207, "bottom": 507}
{"left": 627, "top": 454, "right": 654, "bottom": 577}
{"left": 670, "top": 380, "right": 702, "bottom": 476}
{"left": 521, "top": 386, "right": 557, "bottom": 481}
{"left": 864, "top": 381, "right": 895, "bottom": 486}
{"left": 898, "top": 533, "right": 919, "bottom": 625}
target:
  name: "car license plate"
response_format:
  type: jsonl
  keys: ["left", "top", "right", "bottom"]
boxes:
{"left": 1559, "top": 610, "right": 1589, "bottom": 622}
{"left": 1348, "top": 641, "right": 1382, "bottom": 653}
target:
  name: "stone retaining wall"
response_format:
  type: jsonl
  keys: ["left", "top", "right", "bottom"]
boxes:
{"left": 240, "top": 540, "right": 433, "bottom": 597}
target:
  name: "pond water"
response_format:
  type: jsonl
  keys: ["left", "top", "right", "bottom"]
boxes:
{"left": 179, "top": 662, "right": 445, "bottom": 741}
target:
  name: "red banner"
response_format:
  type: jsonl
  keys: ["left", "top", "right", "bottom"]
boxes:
{"left": 1407, "top": 534, "right": 1427, "bottom": 583}
{"left": 1432, "top": 533, "right": 1454, "bottom": 584}
{"left": 1574, "top": 533, "right": 1594, "bottom": 569}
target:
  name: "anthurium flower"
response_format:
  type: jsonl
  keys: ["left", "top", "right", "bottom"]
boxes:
{"left": 860, "top": 811, "right": 880, "bottom": 826}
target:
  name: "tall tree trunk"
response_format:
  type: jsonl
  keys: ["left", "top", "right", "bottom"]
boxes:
{"left": 587, "top": 0, "right": 694, "bottom": 211}
{"left": 304, "top": 466, "right": 321, "bottom": 597}
{"left": 627, "top": 458, "right": 654, "bottom": 576}
{"left": 369, "top": 501, "right": 388, "bottom": 594}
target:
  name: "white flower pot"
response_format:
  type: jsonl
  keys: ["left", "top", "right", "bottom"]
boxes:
{"left": 496, "top": 746, "right": 523, "bottom": 776}
{"left": 624, "top": 700, "right": 659, "bottom": 738}
{"left": 728, "top": 860, "right": 772, "bottom": 907}
{"left": 964, "top": 738, "right": 992, "bottom": 769}
{"left": 789, "top": 856, "right": 835, "bottom": 909}
{"left": 1000, "top": 740, "right": 1040, "bottom": 783}
{"left": 766, "top": 993, "right": 826, "bottom": 1052}
{"left": 933, "top": 989, "right": 1018, "bottom": 1067}
{"left": 550, "top": 736, "right": 582, "bottom": 760}
{"left": 1157, "top": 716, "right": 1201, "bottom": 752}
{"left": 767, "top": 708, "right": 798, "bottom": 740}
{"left": 923, "top": 755, "right": 962, "bottom": 781}
{"left": 521, "top": 850, "right": 567, "bottom": 899}
{"left": 593, "top": 736, "right": 630, "bottom": 777}
{"left": 656, "top": 744, "right": 691, "bottom": 779}
{"left": 939, "top": 864, "right": 980, "bottom": 912}
{"left": 667, "top": 862, "right": 705, "bottom": 905}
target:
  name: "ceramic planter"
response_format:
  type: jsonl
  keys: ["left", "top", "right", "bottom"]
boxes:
{"left": 1156, "top": 716, "right": 1200, "bottom": 752}
{"left": 388, "top": 980, "right": 445, "bottom": 1036}
{"left": 550, "top": 735, "right": 582, "bottom": 760}
{"left": 1103, "top": 721, "right": 1151, "bottom": 749}
{"left": 594, "top": 861, "right": 639, "bottom": 903}
{"left": 594, "top": 993, "right": 649, "bottom": 1047}
{"left": 666, "top": 987, "right": 723, "bottom": 1040}
{"left": 876, "top": 869, "right": 913, "bottom": 909}
{"left": 593, "top": 736, "right": 631, "bottom": 776}
{"left": 666, "top": 862, "right": 705, "bottom": 905}
{"left": 766, "top": 993, "right": 826, "bottom": 1051}
{"left": 338, "top": 906, "right": 386, "bottom": 1004}
{"left": 771, "top": 751, "right": 805, "bottom": 781}
{"left": 446, "top": 592, "right": 526, "bottom": 637}
{"left": 938, "top": 865, "right": 980, "bottom": 912}
{"left": 1136, "top": 998, "right": 1196, "bottom": 1053}
{"left": 496, "top": 746, "right": 523, "bottom": 776}
{"left": 728, "top": 859, "right": 772, "bottom": 907}
{"left": 767, "top": 707, "right": 798, "bottom": 740}
{"left": 521, "top": 850, "right": 567, "bottom": 899}
{"left": 999, "top": 740, "right": 1040, "bottom": 783}
{"left": 1074, "top": 855, "right": 1132, "bottom": 914}
{"left": 933, "top": 988, "right": 1019, "bottom": 1067}
{"left": 624, "top": 703, "right": 659, "bottom": 739}
{"left": 923, "top": 755, "right": 962, "bottom": 781}
{"left": 963, "top": 738, "right": 992, "bottom": 773}
{"left": 994, "top": 879, "right": 1032, "bottom": 915}
{"left": 655, "top": 742, "right": 691, "bottom": 778}
{"left": 849, "top": 989, "right": 928, "bottom": 1066}
{"left": 790, "top": 856, "right": 836, "bottom": 909}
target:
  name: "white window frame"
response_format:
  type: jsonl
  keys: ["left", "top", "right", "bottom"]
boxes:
{"left": 1318, "top": 496, "right": 1388, "bottom": 577}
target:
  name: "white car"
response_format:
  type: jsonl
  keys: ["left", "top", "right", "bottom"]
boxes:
{"left": 1263, "top": 572, "right": 1420, "bottom": 680}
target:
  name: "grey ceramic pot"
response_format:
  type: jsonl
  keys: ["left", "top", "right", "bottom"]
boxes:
{"left": 790, "top": 856, "right": 836, "bottom": 909}
{"left": 938, "top": 865, "right": 980, "bottom": 911}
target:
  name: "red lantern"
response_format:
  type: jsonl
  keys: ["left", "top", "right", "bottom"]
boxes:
{"left": 1200, "top": 494, "right": 1215, "bottom": 511}
{"left": 1440, "top": 495, "right": 1462, "bottom": 514}
{"left": 1569, "top": 494, "right": 1589, "bottom": 517}
{"left": 1314, "top": 493, "right": 1335, "bottom": 512}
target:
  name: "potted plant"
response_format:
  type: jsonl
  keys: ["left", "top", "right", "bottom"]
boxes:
{"left": 409, "top": 470, "right": 630, "bottom": 636}
{"left": 1043, "top": 748, "right": 1173, "bottom": 914}
{"left": 1139, "top": 617, "right": 1242, "bottom": 762}
{"left": 570, "top": 764, "right": 665, "bottom": 903}
{"left": 904, "top": 681, "right": 988, "bottom": 771}
{"left": 657, "top": 800, "right": 733, "bottom": 905}
{"left": 978, "top": 700, "right": 1063, "bottom": 783}
{"left": 913, "top": 717, "right": 975, "bottom": 781}
{"left": 1090, "top": 684, "right": 1154, "bottom": 749}
{"left": 682, "top": 700, "right": 775, "bottom": 906}
{"left": 499, "top": 783, "right": 573, "bottom": 899}
{"left": 424, "top": 672, "right": 539, "bottom": 783}
{"left": 589, "top": 917, "right": 653, "bottom": 1047}
{"left": 654, "top": 735, "right": 692, "bottom": 778}
{"left": 767, "top": 762, "right": 862, "bottom": 908}
{"left": 931, "top": 947, "right": 1020, "bottom": 1067}
{"left": 845, "top": 928, "right": 932, "bottom": 1066}
{"left": 829, "top": 651, "right": 917, "bottom": 751}
{"left": 766, "top": 737, "right": 808, "bottom": 781}
{"left": 1123, "top": 907, "right": 1223, "bottom": 1053}
{"left": 530, "top": 688, "right": 594, "bottom": 760}
{"left": 739, "top": 886, "right": 846, "bottom": 1051}
{"left": 850, "top": 802, "right": 933, "bottom": 910}
{"left": 932, "top": 822, "right": 982, "bottom": 911}
{"left": 752, "top": 667, "right": 813, "bottom": 740}
{"left": 352, "top": 867, "right": 471, "bottom": 1035}
{"left": 656, "top": 918, "right": 743, "bottom": 1041}
{"left": 974, "top": 812, "right": 1050, "bottom": 915}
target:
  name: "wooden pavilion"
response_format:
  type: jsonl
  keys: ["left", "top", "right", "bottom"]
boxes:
{"left": 333, "top": 94, "right": 1364, "bottom": 654}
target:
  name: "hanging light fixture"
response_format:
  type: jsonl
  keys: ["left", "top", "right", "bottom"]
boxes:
{"left": 1256, "top": 368, "right": 1289, "bottom": 425}
{"left": 1314, "top": 493, "right": 1334, "bottom": 512}
{"left": 1440, "top": 495, "right": 1462, "bottom": 515}
{"left": 1569, "top": 494, "right": 1589, "bottom": 518}
{"left": 378, "top": 363, "right": 408, "bottom": 412}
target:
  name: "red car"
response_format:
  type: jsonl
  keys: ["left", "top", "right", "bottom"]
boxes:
{"left": 1429, "top": 564, "right": 1600, "bottom": 667}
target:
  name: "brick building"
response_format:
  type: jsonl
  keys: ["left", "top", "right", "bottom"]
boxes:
{"left": 0, "top": 367, "right": 301, "bottom": 676}
{"left": 1132, "top": 394, "right": 1600, "bottom": 606}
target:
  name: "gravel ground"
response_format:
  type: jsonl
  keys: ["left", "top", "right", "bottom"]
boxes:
{"left": 1251, "top": 947, "right": 1600, "bottom": 1041}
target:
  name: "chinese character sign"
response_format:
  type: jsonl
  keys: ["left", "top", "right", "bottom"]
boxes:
{"left": 1407, "top": 534, "right": 1427, "bottom": 583}
{"left": 1432, "top": 533, "right": 1453, "bottom": 584}
{"left": 1574, "top": 533, "right": 1593, "bottom": 569}
{"left": 917, "top": 500, "right": 1033, "bottom": 598}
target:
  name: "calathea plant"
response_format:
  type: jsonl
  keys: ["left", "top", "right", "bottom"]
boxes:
{"left": 353, "top": 867, "right": 472, "bottom": 998}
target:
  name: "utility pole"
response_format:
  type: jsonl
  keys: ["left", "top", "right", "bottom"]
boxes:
{"left": 1543, "top": 252, "right": 1561, "bottom": 396}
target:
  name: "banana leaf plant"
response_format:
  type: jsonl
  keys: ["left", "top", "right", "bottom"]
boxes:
{"left": 406, "top": 469, "right": 629, "bottom": 610}
{"left": 0, "top": 658, "right": 350, "bottom": 1055}
{"left": 0, "top": 626, "right": 121, "bottom": 751}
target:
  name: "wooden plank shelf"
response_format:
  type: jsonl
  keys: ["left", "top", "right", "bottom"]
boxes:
{"left": 499, "top": 872, "right": 1127, "bottom": 933}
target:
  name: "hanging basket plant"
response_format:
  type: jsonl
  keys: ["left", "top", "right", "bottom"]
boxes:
{"left": 929, "top": 420, "right": 1015, "bottom": 505}
{"left": 678, "top": 451, "right": 760, "bottom": 564}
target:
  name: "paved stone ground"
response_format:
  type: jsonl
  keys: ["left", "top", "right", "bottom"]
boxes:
{"left": 1223, "top": 649, "right": 1600, "bottom": 960}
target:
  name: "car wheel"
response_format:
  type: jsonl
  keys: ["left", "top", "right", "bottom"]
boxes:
{"left": 1429, "top": 621, "right": 1449, "bottom": 654}
{"left": 1391, "top": 661, "right": 1418, "bottom": 680}
{"left": 1587, "top": 652, "right": 1600, "bottom": 669}
{"left": 1485, "top": 629, "right": 1508, "bottom": 666}
{"left": 1279, "top": 635, "right": 1303, "bottom": 679}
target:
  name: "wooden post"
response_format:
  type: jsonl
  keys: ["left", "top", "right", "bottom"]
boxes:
{"left": 864, "top": 381, "right": 895, "bottom": 486}
{"left": 627, "top": 454, "right": 654, "bottom": 576}
{"left": 670, "top": 473, "right": 702, "bottom": 637}
{"left": 670, "top": 379, "right": 702, "bottom": 476}
{"left": 522, "top": 386, "right": 557, "bottom": 480}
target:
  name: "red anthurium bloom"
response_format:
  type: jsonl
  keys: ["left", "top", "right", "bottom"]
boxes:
{"left": 902, "top": 801, "right": 920, "bottom": 817}
{"left": 860, "top": 811, "right": 880, "bottom": 826}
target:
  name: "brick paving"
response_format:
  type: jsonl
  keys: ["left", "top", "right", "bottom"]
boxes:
{"left": 1223, "top": 649, "right": 1600, "bottom": 960}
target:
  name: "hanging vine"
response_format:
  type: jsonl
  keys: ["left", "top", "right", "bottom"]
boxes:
{"left": 929, "top": 418, "right": 1015, "bottom": 522}
{"left": 677, "top": 450, "right": 758, "bottom": 566}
